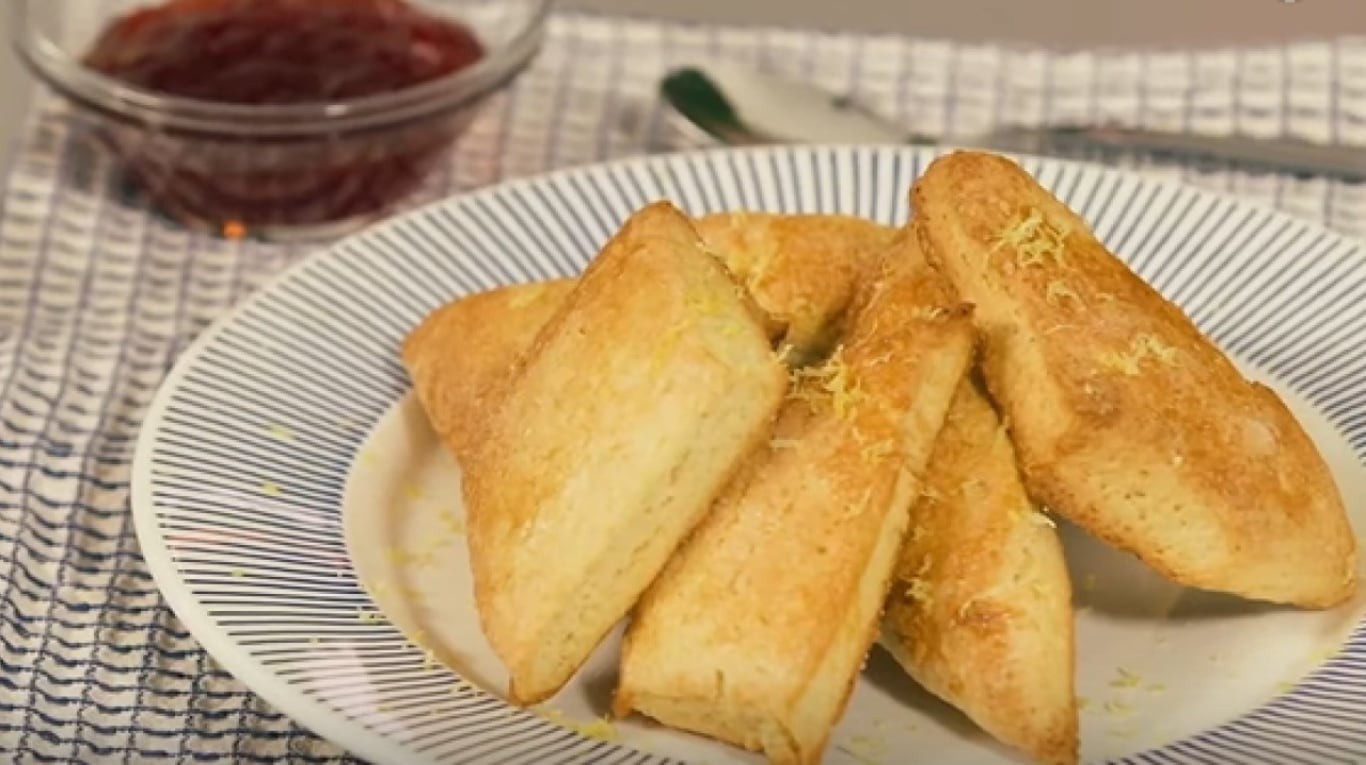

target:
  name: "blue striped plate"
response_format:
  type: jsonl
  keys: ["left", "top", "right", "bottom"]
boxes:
{"left": 131, "top": 145, "right": 1366, "bottom": 765}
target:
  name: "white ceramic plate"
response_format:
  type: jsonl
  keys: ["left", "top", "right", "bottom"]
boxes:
{"left": 131, "top": 145, "right": 1366, "bottom": 765}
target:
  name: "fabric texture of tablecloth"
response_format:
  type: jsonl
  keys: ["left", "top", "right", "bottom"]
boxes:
{"left": 1, "top": 11, "right": 1365, "bottom": 764}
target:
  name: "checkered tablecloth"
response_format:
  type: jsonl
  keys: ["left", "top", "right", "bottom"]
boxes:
{"left": 1, "top": 11, "right": 1364, "bottom": 764}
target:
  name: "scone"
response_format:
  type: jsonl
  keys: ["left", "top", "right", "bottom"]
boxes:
{"left": 912, "top": 150, "right": 1357, "bottom": 608}
{"left": 461, "top": 201, "right": 787, "bottom": 705}
{"left": 882, "top": 374, "right": 1078, "bottom": 765}
{"left": 614, "top": 238, "right": 976, "bottom": 765}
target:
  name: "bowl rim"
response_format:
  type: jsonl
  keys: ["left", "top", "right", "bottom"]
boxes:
{"left": 10, "top": 0, "right": 553, "bottom": 137}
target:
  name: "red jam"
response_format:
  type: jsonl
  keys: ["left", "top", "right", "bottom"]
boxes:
{"left": 82, "top": 0, "right": 489, "bottom": 234}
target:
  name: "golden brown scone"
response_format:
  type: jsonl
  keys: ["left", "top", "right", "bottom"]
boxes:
{"left": 462, "top": 201, "right": 787, "bottom": 705}
{"left": 400, "top": 279, "right": 575, "bottom": 462}
{"left": 882, "top": 375, "right": 1077, "bottom": 765}
{"left": 912, "top": 150, "right": 1357, "bottom": 608}
{"left": 614, "top": 239, "right": 976, "bottom": 765}
{"left": 696, "top": 212, "right": 896, "bottom": 362}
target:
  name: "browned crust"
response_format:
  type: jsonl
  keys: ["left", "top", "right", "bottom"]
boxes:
{"left": 461, "top": 201, "right": 787, "bottom": 704}
{"left": 400, "top": 279, "right": 576, "bottom": 461}
{"left": 615, "top": 238, "right": 976, "bottom": 764}
{"left": 401, "top": 212, "right": 893, "bottom": 463}
{"left": 883, "top": 375, "right": 1079, "bottom": 765}
{"left": 695, "top": 211, "right": 897, "bottom": 361}
{"left": 911, "top": 150, "right": 1357, "bottom": 608}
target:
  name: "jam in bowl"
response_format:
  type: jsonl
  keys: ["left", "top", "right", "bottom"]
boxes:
{"left": 14, "top": 0, "right": 549, "bottom": 239}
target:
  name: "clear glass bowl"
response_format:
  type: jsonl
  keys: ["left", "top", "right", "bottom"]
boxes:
{"left": 13, "top": 0, "right": 550, "bottom": 240}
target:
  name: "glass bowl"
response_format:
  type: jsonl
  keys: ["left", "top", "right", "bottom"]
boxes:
{"left": 13, "top": 0, "right": 551, "bottom": 240}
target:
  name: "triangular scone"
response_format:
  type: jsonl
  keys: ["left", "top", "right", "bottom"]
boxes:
{"left": 461, "top": 201, "right": 787, "bottom": 705}
{"left": 912, "top": 150, "right": 1357, "bottom": 608}
{"left": 614, "top": 239, "right": 976, "bottom": 765}
{"left": 696, "top": 212, "right": 897, "bottom": 362}
{"left": 401, "top": 279, "right": 575, "bottom": 462}
{"left": 882, "top": 375, "right": 1078, "bottom": 765}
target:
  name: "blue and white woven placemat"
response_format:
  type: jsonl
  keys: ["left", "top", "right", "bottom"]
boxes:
{"left": 1, "top": 12, "right": 1364, "bottom": 763}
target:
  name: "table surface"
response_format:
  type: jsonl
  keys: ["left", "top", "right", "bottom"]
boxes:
{"left": 2, "top": 0, "right": 1365, "bottom": 155}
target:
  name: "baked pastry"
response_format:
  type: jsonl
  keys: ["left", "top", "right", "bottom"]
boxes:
{"left": 614, "top": 238, "right": 976, "bottom": 764}
{"left": 911, "top": 150, "right": 1357, "bottom": 608}
{"left": 882, "top": 374, "right": 1078, "bottom": 765}
{"left": 461, "top": 201, "right": 787, "bottom": 705}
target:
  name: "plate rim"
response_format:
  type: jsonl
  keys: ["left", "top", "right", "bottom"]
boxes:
{"left": 129, "top": 142, "right": 1366, "bottom": 765}
{"left": 127, "top": 254, "right": 419, "bottom": 764}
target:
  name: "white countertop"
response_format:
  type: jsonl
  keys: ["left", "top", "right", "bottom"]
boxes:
{"left": 3, "top": 0, "right": 1364, "bottom": 156}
